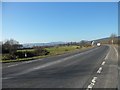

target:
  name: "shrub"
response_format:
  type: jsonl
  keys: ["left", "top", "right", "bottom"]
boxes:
{"left": 15, "top": 51, "right": 35, "bottom": 58}
{"left": 34, "top": 47, "right": 49, "bottom": 56}
{"left": 14, "top": 48, "right": 49, "bottom": 58}
{"left": 2, "top": 54, "right": 16, "bottom": 60}
{"left": 65, "top": 49, "right": 68, "bottom": 51}
{"left": 76, "top": 47, "right": 80, "bottom": 49}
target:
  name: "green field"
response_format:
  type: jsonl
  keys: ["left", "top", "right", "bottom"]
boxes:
{"left": 1, "top": 45, "right": 91, "bottom": 63}
{"left": 46, "top": 46, "right": 80, "bottom": 55}
{"left": 17, "top": 46, "right": 80, "bottom": 54}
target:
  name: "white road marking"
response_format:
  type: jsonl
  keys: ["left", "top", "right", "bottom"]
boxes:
{"left": 97, "top": 67, "right": 102, "bottom": 74}
{"left": 87, "top": 46, "right": 114, "bottom": 89}
{"left": 105, "top": 53, "right": 109, "bottom": 60}
{"left": 87, "top": 77, "right": 97, "bottom": 89}
{"left": 113, "top": 46, "right": 118, "bottom": 58}
{"left": 105, "top": 46, "right": 111, "bottom": 60}
{"left": 87, "top": 66, "right": 102, "bottom": 89}
{"left": 87, "top": 83, "right": 94, "bottom": 88}
{"left": 92, "top": 77, "right": 97, "bottom": 83}
{"left": 101, "top": 61, "right": 105, "bottom": 65}
{"left": 7, "top": 64, "right": 19, "bottom": 67}
{"left": 2, "top": 77, "right": 13, "bottom": 80}
{"left": 105, "top": 46, "right": 110, "bottom": 60}
{"left": 6, "top": 59, "right": 43, "bottom": 68}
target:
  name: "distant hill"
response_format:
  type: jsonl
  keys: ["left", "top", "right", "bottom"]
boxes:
{"left": 23, "top": 42, "right": 67, "bottom": 48}
{"left": 23, "top": 36, "right": 120, "bottom": 48}
{"left": 92, "top": 36, "right": 120, "bottom": 44}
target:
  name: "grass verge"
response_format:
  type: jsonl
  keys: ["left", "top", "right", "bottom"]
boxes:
{"left": 1, "top": 46, "right": 92, "bottom": 63}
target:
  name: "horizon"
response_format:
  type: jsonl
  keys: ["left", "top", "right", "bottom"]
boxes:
{"left": 2, "top": 2, "right": 118, "bottom": 44}
{"left": 2, "top": 35, "right": 119, "bottom": 44}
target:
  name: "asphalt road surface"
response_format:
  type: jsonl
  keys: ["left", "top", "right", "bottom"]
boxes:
{"left": 2, "top": 45, "right": 118, "bottom": 89}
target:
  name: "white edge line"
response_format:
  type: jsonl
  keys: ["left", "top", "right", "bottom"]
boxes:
{"left": 105, "top": 46, "right": 111, "bottom": 60}
{"left": 113, "top": 46, "right": 118, "bottom": 58}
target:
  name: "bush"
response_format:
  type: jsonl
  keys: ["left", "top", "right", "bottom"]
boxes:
{"left": 84, "top": 44, "right": 91, "bottom": 47}
{"left": 65, "top": 49, "right": 68, "bottom": 51}
{"left": 15, "top": 52, "right": 26, "bottom": 58}
{"left": 14, "top": 48, "right": 49, "bottom": 58}
{"left": 76, "top": 47, "right": 80, "bottom": 49}
{"left": 2, "top": 46, "right": 50, "bottom": 60}
{"left": 15, "top": 51, "right": 35, "bottom": 58}
{"left": 2, "top": 54, "right": 16, "bottom": 60}
{"left": 34, "top": 47, "right": 49, "bottom": 56}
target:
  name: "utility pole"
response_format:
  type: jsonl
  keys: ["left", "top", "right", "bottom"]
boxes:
{"left": 112, "top": 39, "right": 113, "bottom": 44}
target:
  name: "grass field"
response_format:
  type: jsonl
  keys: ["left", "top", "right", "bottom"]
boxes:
{"left": 46, "top": 46, "right": 80, "bottom": 55}
{"left": 1, "top": 45, "right": 91, "bottom": 63}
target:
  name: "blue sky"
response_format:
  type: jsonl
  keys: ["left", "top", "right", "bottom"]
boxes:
{"left": 2, "top": 2, "right": 118, "bottom": 44}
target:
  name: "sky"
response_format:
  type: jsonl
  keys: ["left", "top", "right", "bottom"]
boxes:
{"left": 2, "top": 2, "right": 118, "bottom": 44}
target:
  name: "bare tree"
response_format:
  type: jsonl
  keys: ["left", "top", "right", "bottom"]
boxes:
{"left": 109, "top": 33, "right": 117, "bottom": 44}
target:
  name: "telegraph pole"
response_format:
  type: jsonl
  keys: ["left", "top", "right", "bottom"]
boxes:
{"left": 111, "top": 39, "right": 113, "bottom": 44}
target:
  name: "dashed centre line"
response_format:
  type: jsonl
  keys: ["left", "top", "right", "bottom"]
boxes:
{"left": 87, "top": 77, "right": 97, "bottom": 89}
{"left": 97, "top": 67, "right": 102, "bottom": 74}
{"left": 86, "top": 45, "right": 119, "bottom": 89}
{"left": 87, "top": 52, "right": 107, "bottom": 89}
{"left": 101, "top": 61, "right": 105, "bottom": 65}
{"left": 92, "top": 77, "right": 97, "bottom": 83}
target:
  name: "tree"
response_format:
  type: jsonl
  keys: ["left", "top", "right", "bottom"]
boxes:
{"left": 2, "top": 39, "right": 23, "bottom": 59}
{"left": 80, "top": 40, "right": 86, "bottom": 47}
{"left": 110, "top": 33, "right": 117, "bottom": 38}
{"left": 109, "top": 33, "right": 117, "bottom": 44}
{"left": 34, "top": 46, "right": 49, "bottom": 56}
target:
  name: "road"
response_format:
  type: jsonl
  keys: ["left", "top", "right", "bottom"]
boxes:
{"left": 2, "top": 45, "right": 118, "bottom": 89}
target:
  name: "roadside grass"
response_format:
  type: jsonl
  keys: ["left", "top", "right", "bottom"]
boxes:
{"left": 1, "top": 55, "right": 47, "bottom": 63}
{"left": 1, "top": 45, "right": 91, "bottom": 63}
